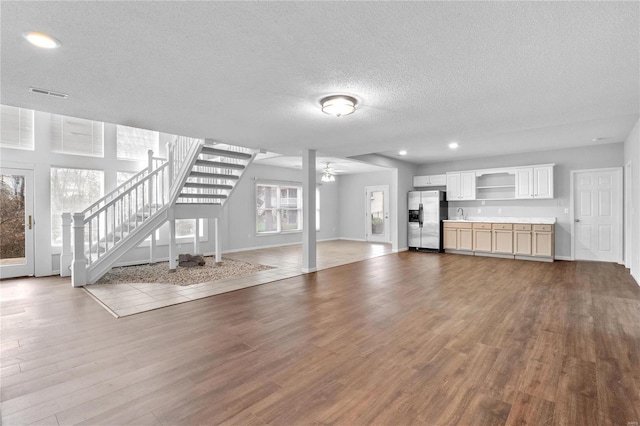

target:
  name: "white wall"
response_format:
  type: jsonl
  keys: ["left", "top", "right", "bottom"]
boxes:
{"left": 416, "top": 143, "right": 624, "bottom": 259}
{"left": 624, "top": 119, "right": 640, "bottom": 285}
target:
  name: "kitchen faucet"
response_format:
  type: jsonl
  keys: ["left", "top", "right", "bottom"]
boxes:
{"left": 456, "top": 208, "right": 464, "bottom": 220}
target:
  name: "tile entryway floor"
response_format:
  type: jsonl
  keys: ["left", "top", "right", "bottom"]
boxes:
{"left": 84, "top": 240, "right": 393, "bottom": 317}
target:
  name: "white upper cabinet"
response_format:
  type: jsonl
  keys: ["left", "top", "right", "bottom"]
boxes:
{"left": 533, "top": 165, "right": 554, "bottom": 199}
{"left": 413, "top": 174, "right": 446, "bottom": 187}
{"left": 446, "top": 172, "right": 476, "bottom": 200}
{"left": 515, "top": 168, "right": 534, "bottom": 199}
{"left": 515, "top": 165, "right": 554, "bottom": 199}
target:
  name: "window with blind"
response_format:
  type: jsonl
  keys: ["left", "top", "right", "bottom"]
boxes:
{"left": 51, "top": 114, "right": 104, "bottom": 157}
{"left": 116, "top": 125, "right": 159, "bottom": 161}
{"left": 0, "top": 105, "right": 34, "bottom": 150}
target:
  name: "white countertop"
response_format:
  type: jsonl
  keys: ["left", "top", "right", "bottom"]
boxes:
{"left": 443, "top": 216, "right": 556, "bottom": 224}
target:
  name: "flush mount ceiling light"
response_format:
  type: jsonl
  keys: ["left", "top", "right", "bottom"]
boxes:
{"left": 448, "top": 142, "right": 459, "bottom": 149}
{"left": 320, "top": 95, "right": 357, "bottom": 117}
{"left": 23, "top": 32, "right": 60, "bottom": 49}
{"left": 321, "top": 163, "right": 336, "bottom": 182}
{"left": 398, "top": 150, "right": 407, "bottom": 156}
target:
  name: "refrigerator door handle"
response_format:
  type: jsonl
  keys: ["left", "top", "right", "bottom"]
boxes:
{"left": 419, "top": 204, "right": 424, "bottom": 227}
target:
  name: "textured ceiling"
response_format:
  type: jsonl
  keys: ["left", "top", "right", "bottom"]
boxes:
{"left": 1, "top": 1, "right": 638, "bottom": 165}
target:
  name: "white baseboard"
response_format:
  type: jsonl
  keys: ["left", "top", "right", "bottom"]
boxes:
{"left": 632, "top": 270, "right": 639, "bottom": 287}
{"left": 554, "top": 255, "right": 572, "bottom": 261}
{"left": 338, "top": 237, "right": 367, "bottom": 242}
{"left": 393, "top": 247, "right": 408, "bottom": 253}
{"left": 301, "top": 267, "right": 317, "bottom": 273}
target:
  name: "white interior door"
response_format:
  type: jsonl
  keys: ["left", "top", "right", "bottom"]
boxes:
{"left": 0, "top": 168, "right": 35, "bottom": 278}
{"left": 365, "top": 185, "right": 389, "bottom": 243}
{"left": 572, "top": 168, "right": 622, "bottom": 262}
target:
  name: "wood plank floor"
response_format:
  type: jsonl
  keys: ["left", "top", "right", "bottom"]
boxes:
{"left": 1, "top": 253, "right": 639, "bottom": 425}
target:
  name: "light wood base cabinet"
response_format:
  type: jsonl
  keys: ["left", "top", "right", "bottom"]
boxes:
{"left": 443, "top": 221, "right": 554, "bottom": 261}
{"left": 443, "top": 222, "right": 473, "bottom": 251}
{"left": 532, "top": 224, "right": 554, "bottom": 258}
{"left": 473, "top": 223, "right": 492, "bottom": 252}
{"left": 514, "top": 224, "right": 532, "bottom": 255}
{"left": 492, "top": 223, "right": 513, "bottom": 254}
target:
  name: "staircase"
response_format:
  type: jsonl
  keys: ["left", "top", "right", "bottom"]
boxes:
{"left": 61, "top": 137, "right": 256, "bottom": 286}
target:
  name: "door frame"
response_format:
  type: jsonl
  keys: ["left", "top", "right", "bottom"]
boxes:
{"left": 624, "top": 161, "right": 632, "bottom": 268}
{"left": 364, "top": 185, "right": 390, "bottom": 243}
{"left": 0, "top": 167, "right": 35, "bottom": 279}
{"left": 570, "top": 167, "right": 623, "bottom": 263}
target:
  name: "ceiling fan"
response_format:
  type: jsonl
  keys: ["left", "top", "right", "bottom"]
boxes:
{"left": 321, "top": 163, "right": 336, "bottom": 182}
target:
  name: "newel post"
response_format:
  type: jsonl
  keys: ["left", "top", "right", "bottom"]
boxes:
{"left": 59, "top": 213, "right": 73, "bottom": 277}
{"left": 71, "top": 213, "right": 87, "bottom": 287}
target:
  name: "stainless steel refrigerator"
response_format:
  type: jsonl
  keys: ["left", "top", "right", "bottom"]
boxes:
{"left": 408, "top": 190, "right": 448, "bottom": 251}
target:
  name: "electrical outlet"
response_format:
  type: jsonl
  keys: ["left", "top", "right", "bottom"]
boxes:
{"left": 477, "top": 208, "right": 481, "bottom": 213}
{"left": 564, "top": 208, "right": 569, "bottom": 214}
{"left": 498, "top": 208, "right": 502, "bottom": 214}
{"left": 481, "top": 200, "right": 486, "bottom": 205}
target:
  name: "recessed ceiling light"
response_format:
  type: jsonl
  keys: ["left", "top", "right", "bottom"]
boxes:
{"left": 398, "top": 150, "right": 407, "bottom": 156}
{"left": 320, "top": 95, "right": 357, "bottom": 117}
{"left": 23, "top": 32, "right": 60, "bottom": 49}
{"left": 449, "top": 142, "right": 459, "bottom": 149}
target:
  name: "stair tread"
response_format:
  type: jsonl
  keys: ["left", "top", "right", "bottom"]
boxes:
{"left": 194, "top": 159, "right": 245, "bottom": 170}
{"left": 179, "top": 193, "right": 228, "bottom": 199}
{"left": 200, "top": 146, "right": 252, "bottom": 159}
{"left": 189, "top": 171, "right": 239, "bottom": 180}
{"left": 183, "top": 182, "right": 233, "bottom": 189}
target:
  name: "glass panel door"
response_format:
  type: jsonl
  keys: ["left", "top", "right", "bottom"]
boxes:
{"left": 365, "top": 185, "right": 390, "bottom": 243}
{"left": 370, "top": 191, "right": 385, "bottom": 236}
{"left": 0, "top": 168, "right": 34, "bottom": 278}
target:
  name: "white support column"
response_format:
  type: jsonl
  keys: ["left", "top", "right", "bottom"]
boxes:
{"left": 169, "top": 217, "right": 177, "bottom": 270}
{"left": 194, "top": 219, "right": 201, "bottom": 254}
{"left": 149, "top": 232, "right": 156, "bottom": 264}
{"left": 71, "top": 213, "right": 87, "bottom": 287}
{"left": 60, "top": 213, "right": 73, "bottom": 277}
{"left": 302, "top": 149, "right": 317, "bottom": 273}
{"left": 214, "top": 217, "right": 221, "bottom": 264}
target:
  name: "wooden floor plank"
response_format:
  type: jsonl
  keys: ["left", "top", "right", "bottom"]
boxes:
{"left": 0, "top": 254, "right": 638, "bottom": 425}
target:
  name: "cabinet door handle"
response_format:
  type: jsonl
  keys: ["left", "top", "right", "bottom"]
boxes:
{"left": 575, "top": 219, "right": 580, "bottom": 222}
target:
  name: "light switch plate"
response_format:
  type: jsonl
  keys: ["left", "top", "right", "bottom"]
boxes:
{"left": 564, "top": 208, "right": 569, "bottom": 214}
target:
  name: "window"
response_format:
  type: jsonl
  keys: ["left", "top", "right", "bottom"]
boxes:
{"left": 116, "top": 125, "right": 159, "bottom": 161}
{"left": 176, "top": 219, "right": 206, "bottom": 239}
{"left": 51, "top": 114, "right": 104, "bottom": 157}
{"left": 256, "top": 183, "right": 303, "bottom": 234}
{"left": 51, "top": 168, "right": 103, "bottom": 246}
{"left": 0, "top": 105, "right": 34, "bottom": 150}
{"left": 116, "top": 171, "right": 136, "bottom": 187}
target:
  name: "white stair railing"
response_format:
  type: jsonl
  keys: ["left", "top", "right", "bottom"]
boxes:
{"left": 63, "top": 137, "right": 203, "bottom": 286}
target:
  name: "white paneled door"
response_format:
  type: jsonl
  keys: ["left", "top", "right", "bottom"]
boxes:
{"left": 572, "top": 168, "right": 622, "bottom": 262}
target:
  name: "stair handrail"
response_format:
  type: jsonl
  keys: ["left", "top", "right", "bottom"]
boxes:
{"left": 80, "top": 151, "right": 167, "bottom": 217}
{"left": 167, "top": 135, "right": 205, "bottom": 203}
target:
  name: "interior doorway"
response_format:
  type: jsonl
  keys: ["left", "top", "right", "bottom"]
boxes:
{"left": 0, "top": 168, "right": 35, "bottom": 278}
{"left": 571, "top": 167, "right": 622, "bottom": 263}
{"left": 365, "top": 185, "right": 390, "bottom": 243}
